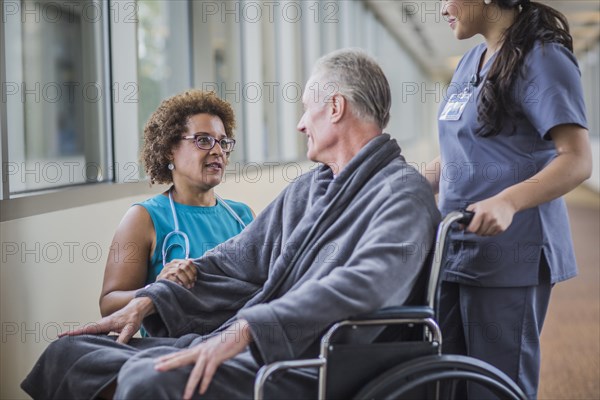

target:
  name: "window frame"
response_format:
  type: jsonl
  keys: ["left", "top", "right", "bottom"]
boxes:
{"left": 1, "top": 3, "right": 9, "bottom": 201}
{"left": 0, "top": 0, "right": 152, "bottom": 222}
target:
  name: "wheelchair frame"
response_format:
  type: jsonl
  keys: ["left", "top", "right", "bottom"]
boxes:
{"left": 253, "top": 211, "right": 528, "bottom": 400}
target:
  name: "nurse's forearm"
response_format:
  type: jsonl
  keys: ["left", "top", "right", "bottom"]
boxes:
{"left": 497, "top": 126, "right": 591, "bottom": 213}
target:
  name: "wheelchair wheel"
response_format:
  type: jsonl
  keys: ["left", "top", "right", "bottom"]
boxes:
{"left": 353, "top": 354, "right": 527, "bottom": 400}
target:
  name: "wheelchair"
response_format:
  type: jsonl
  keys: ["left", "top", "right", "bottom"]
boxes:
{"left": 253, "top": 211, "right": 528, "bottom": 400}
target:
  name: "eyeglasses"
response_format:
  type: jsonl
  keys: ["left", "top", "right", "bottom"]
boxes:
{"left": 181, "top": 135, "right": 236, "bottom": 153}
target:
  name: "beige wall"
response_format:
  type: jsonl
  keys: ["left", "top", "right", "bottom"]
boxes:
{"left": 1, "top": 138, "right": 439, "bottom": 399}
{"left": 2, "top": 136, "right": 596, "bottom": 398}
{"left": 0, "top": 161, "right": 309, "bottom": 399}
{"left": 1, "top": 195, "right": 137, "bottom": 398}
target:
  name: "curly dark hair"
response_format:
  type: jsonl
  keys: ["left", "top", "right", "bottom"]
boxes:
{"left": 142, "top": 90, "right": 236, "bottom": 184}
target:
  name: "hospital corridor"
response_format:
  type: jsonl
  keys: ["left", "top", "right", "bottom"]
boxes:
{"left": 1, "top": 1, "right": 599, "bottom": 399}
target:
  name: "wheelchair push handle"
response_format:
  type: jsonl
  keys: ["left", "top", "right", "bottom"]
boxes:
{"left": 456, "top": 209, "right": 475, "bottom": 226}
{"left": 427, "top": 209, "right": 475, "bottom": 311}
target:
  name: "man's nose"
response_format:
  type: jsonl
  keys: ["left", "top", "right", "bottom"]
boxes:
{"left": 441, "top": 1, "right": 449, "bottom": 16}
{"left": 297, "top": 114, "right": 306, "bottom": 132}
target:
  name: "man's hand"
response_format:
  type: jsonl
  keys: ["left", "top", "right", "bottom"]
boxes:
{"left": 154, "top": 319, "right": 252, "bottom": 399}
{"left": 58, "top": 297, "right": 155, "bottom": 344}
{"left": 157, "top": 259, "right": 197, "bottom": 289}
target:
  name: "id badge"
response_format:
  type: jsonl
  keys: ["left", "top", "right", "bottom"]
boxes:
{"left": 439, "top": 91, "right": 472, "bottom": 121}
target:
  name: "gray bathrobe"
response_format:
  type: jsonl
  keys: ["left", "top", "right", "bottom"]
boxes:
{"left": 21, "top": 134, "right": 440, "bottom": 399}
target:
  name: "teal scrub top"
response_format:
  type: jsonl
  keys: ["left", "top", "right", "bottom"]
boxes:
{"left": 135, "top": 193, "right": 254, "bottom": 284}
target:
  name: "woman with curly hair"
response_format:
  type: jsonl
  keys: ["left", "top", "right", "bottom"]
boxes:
{"left": 426, "top": 0, "right": 592, "bottom": 398}
{"left": 99, "top": 90, "right": 254, "bottom": 321}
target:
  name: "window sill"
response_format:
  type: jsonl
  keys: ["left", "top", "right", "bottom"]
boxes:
{"left": 0, "top": 181, "right": 167, "bottom": 222}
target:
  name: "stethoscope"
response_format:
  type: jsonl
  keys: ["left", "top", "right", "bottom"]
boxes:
{"left": 162, "top": 187, "right": 248, "bottom": 266}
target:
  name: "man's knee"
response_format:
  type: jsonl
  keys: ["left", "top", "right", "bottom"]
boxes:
{"left": 45, "top": 334, "right": 106, "bottom": 364}
{"left": 46, "top": 335, "right": 75, "bottom": 356}
{"left": 115, "top": 355, "right": 189, "bottom": 399}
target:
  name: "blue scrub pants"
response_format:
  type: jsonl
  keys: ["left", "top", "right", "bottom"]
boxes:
{"left": 439, "top": 264, "right": 552, "bottom": 400}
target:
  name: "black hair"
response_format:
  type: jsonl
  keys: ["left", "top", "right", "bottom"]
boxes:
{"left": 478, "top": 1, "right": 572, "bottom": 137}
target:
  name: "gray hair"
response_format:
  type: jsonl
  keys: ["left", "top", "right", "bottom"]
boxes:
{"left": 312, "top": 48, "right": 391, "bottom": 130}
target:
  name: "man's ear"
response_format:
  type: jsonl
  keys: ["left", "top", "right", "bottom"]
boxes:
{"left": 330, "top": 93, "right": 346, "bottom": 124}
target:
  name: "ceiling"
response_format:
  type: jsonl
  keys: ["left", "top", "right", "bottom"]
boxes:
{"left": 366, "top": 0, "right": 600, "bottom": 81}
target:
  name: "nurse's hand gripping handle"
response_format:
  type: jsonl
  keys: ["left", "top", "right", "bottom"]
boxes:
{"left": 427, "top": 210, "right": 475, "bottom": 318}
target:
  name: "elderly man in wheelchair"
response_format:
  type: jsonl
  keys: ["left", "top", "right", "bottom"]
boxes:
{"left": 21, "top": 49, "right": 525, "bottom": 400}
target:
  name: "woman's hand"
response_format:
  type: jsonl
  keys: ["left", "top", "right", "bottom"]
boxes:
{"left": 59, "top": 297, "right": 155, "bottom": 344}
{"left": 157, "top": 259, "right": 198, "bottom": 289}
{"left": 464, "top": 125, "right": 591, "bottom": 238}
{"left": 466, "top": 195, "right": 517, "bottom": 236}
{"left": 154, "top": 319, "right": 252, "bottom": 399}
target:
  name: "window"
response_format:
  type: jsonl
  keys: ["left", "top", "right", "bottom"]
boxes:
{"left": 191, "top": 0, "right": 245, "bottom": 162}
{"left": 2, "top": 0, "right": 110, "bottom": 195}
{"left": 137, "top": 0, "right": 192, "bottom": 143}
{"left": 582, "top": 46, "right": 599, "bottom": 138}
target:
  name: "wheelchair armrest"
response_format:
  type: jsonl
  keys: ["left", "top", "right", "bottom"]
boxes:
{"left": 255, "top": 306, "right": 439, "bottom": 400}
{"left": 351, "top": 305, "right": 434, "bottom": 321}
{"left": 254, "top": 358, "right": 325, "bottom": 400}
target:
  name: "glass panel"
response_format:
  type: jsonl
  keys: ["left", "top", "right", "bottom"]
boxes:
{"left": 5, "top": 0, "right": 109, "bottom": 194}
{"left": 191, "top": 0, "right": 244, "bottom": 162}
{"left": 582, "top": 48, "right": 599, "bottom": 137}
{"left": 137, "top": 0, "right": 192, "bottom": 145}
{"left": 262, "top": 10, "right": 279, "bottom": 160}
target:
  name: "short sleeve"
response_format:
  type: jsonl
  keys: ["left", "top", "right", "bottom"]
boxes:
{"left": 518, "top": 43, "right": 588, "bottom": 139}
{"left": 239, "top": 203, "right": 254, "bottom": 225}
{"left": 225, "top": 200, "right": 254, "bottom": 225}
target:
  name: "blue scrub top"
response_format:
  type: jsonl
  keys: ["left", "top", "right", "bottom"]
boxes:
{"left": 438, "top": 42, "right": 587, "bottom": 287}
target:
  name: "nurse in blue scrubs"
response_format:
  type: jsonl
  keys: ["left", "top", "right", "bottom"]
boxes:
{"left": 99, "top": 90, "right": 254, "bottom": 320}
{"left": 426, "top": 1, "right": 592, "bottom": 398}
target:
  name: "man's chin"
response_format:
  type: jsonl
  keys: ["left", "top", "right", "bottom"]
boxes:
{"left": 307, "top": 152, "right": 319, "bottom": 164}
